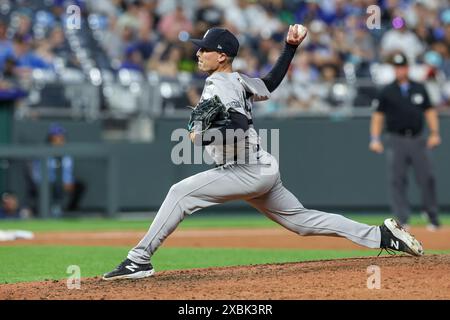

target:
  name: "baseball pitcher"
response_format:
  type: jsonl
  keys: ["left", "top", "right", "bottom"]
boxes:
{"left": 103, "top": 25, "right": 423, "bottom": 280}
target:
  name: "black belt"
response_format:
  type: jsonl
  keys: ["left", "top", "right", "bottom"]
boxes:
{"left": 215, "top": 162, "right": 236, "bottom": 168}
{"left": 215, "top": 143, "right": 261, "bottom": 168}
{"left": 389, "top": 129, "right": 421, "bottom": 137}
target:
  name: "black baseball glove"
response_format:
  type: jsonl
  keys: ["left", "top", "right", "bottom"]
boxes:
{"left": 187, "top": 95, "right": 230, "bottom": 133}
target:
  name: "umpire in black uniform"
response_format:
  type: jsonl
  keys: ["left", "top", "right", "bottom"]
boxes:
{"left": 369, "top": 52, "right": 441, "bottom": 230}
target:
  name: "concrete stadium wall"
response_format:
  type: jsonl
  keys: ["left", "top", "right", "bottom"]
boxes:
{"left": 9, "top": 116, "right": 450, "bottom": 213}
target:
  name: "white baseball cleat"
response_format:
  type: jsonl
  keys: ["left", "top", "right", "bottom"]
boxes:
{"left": 380, "top": 218, "right": 424, "bottom": 257}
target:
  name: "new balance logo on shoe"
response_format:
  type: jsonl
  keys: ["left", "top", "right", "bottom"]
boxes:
{"left": 380, "top": 218, "right": 424, "bottom": 256}
{"left": 390, "top": 239, "right": 399, "bottom": 250}
{"left": 125, "top": 263, "right": 138, "bottom": 272}
{"left": 102, "top": 258, "right": 155, "bottom": 280}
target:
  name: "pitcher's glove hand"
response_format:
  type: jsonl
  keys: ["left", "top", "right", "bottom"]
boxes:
{"left": 187, "top": 95, "right": 230, "bottom": 133}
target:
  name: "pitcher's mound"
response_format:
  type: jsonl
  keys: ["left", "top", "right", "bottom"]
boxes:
{"left": 1, "top": 254, "right": 449, "bottom": 300}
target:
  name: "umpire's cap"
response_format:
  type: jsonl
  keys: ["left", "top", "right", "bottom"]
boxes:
{"left": 191, "top": 27, "right": 239, "bottom": 57}
{"left": 390, "top": 52, "right": 408, "bottom": 67}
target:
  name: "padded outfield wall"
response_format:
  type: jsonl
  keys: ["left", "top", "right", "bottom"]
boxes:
{"left": 7, "top": 116, "right": 450, "bottom": 213}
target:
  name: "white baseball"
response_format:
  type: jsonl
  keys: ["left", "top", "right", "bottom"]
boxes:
{"left": 296, "top": 24, "right": 307, "bottom": 38}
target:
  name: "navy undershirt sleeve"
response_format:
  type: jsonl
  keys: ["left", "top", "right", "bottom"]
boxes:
{"left": 262, "top": 42, "right": 299, "bottom": 93}
{"left": 201, "top": 112, "right": 249, "bottom": 146}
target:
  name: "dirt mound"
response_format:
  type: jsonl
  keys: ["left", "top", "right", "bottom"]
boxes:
{"left": 1, "top": 254, "right": 449, "bottom": 300}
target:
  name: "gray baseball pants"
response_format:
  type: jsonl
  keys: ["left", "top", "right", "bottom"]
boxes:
{"left": 128, "top": 154, "right": 381, "bottom": 264}
{"left": 386, "top": 134, "right": 439, "bottom": 225}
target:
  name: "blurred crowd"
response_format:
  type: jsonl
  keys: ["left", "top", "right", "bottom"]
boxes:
{"left": 0, "top": 0, "right": 450, "bottom": 113}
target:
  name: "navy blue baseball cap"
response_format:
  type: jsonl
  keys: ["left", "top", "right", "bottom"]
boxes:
{"left": 190, "top": 27, "right": 240, "bottom": 57}
{"left": 48, "top": 123, "right": 66, "bottom": 136}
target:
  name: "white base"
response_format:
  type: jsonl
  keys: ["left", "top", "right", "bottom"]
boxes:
{"left": 0, "top": 230, "right": 34, "bottom": 241}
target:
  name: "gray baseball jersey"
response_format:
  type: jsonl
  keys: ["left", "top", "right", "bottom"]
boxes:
{"left": 197, "top": 72, "right": 270, "bottom": 165}
{"left": 127, "top": 72, "right": 381, "bottom": 265}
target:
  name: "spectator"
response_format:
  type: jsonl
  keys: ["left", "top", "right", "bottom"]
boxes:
{"left": 34, "top": 39, "right": 57, "bottom": 67}
{"left": 157, "top": 5, "right": 193, "bottom": 43}
{"left": 442, "top": 23, "right": 450, "bottom": 77}
{"left": 414, "top": 21, "right": 436, "bottom": 48}
{"left": 320, "top": 63, "right": 339, "bottom": 82}
{"left": 1, "top": 51, "right": 24, "bottom": 82}
{"left": 120, "top": 44, "right": 145, "bottom": 73}
{"left": 0, "top": 0, "right": 449, "bottom": 116}
{"left": 304, "top": 20, "right": 341, "bottom": 71}
{"left": 0, "top": 21, "right": 12, "bottom": 58}
{"left": 14, "top": 12, "right": 34, "bottom": 39}
{"left": 321, "top": 0, "right": 351, "bottom": 26}
{"left": 380, "top": 19, "right": 425, "bottom": 63}
{"left": 26, "top": 123, "right": 86, "bottom": 217}
{"left": 0, "top": 56, "right": 27, "bottom": 97}
{"left": 290, "top": 73, "right": 324, "bottom": 112}
{"left": 177, "top": 42, "right": 198, "bottom": 73}
{"left": 291, "top": 51, "right": 320, "bottom": 84}
{"left": 234, "top": 46, "right": 261, "bottom": 78}
{"left": 195, "top": 0, "right": 224, "bottom": 28}
{"left": 260, "top": 45, "right": 282, "bottom": 78}
{"left": 0, "top": 192, "right": 30, "bottom": 219}
{"left": 380, "top": 0, "right": 402, "bottom": 28}
{"left": 422, "top": 50, "right": 445, "bottom": 81}
{"left": 0, "top": 57, "right": 27, "bottom": 141}
{"left": 101, "top": 15, "right": 132, "bottom": 63}
{"left": 223, "top": 1, "right": 268, "bottom": 38}
{"left": 133, "top": 26, "right": 157, "bottom": 61}
{"left": 263, "top": 66, "right": 327, "bottom": 114}
{"left": 87, "top": 0, "right": 118, "bottom": 17}
{"left": 147, "top": 42, "right": 182, "bottom": 78}
{"left": 294, "top": 0, "right": 326, "bottom": 26}
{"left": 430, "top": 41, "right": 450, "bottom": 79}
{"left": 347, "top": 25, "right": 376, "bottom": 77}
{"left": 48, "top": 25, "right": 69, "bottom": 56}
{"left": 133, "top": 0, "right": 155, "bottom": 54}
{"left": 223, "top": 0, "right": 252, "bottom": 34}
{"left": 1, "top": 35, "right": 54, "bottom": 73}
{"left": 50, "top": 1, "right": 66, "bottom": 22}
{"left": 421, "top": 50, "right": 448, "bottom": 110}
{"left": 117, "top": 0, "right": 143, "bottom": 34}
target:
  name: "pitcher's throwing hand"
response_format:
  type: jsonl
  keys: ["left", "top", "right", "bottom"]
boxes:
{"left": 286, "top": 24, "right": 308, "bottom": 46}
